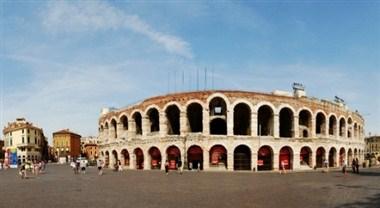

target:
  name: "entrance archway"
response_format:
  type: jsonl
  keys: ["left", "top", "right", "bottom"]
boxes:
{"left": 300, "top": 146, "right": 312, "bottom": 167}
{"left": 258, "top": 146, "right": 273, "bottom": 171}
{"left": 134, "top": 148, "right": 144, "bottom": 170}
{"left": 149, "top": 147, "right": 161, "bottom": 169}
{"left": 105, "top": 151, "right": 110, "bottom": 168}
{"left": 279, "top": 146, "right": 293, "bottom": 170}
{"left": 339, "top": 148, "right": 346, "bottom": 166}
{"left": 328, "top": 147, "right": 337, "bottom": 167}
{"left": 187, "top": 145, "right": 203, "bottom": 170}
{"left": 234, "top": 145, "right": 251, "bottom": 170}
{"left": 209, "top": 145, "right": 227, "bottom": 169}
{"left": 348, "top": 149, "right": 353, "bottom": 166}
{"left": 316, "top": 147, "right": 325, "bottom": 168}
{"left": 166, "top": 146, "right": 181, "bottom": 170}
{"left": 121, "top": 149, "right": 130, "bottom": 166}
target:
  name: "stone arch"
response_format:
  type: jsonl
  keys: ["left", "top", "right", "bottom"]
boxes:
{"left": 112, "top": 150, "right": 118, "bottom": 167}
{"left": 187, "top": 145, "right": 203, "bottom": 170}
{"left": 300, "top": 146, "right": 312, "bottom": 167}
{"left": 206, "top": 93, "right": 231, "bottom": 109}
{"left": 353, "top": 123, "right": 358, "bottom": 138}
{"left": 233, "top": 102, "right": 252, "bottom": 135}
{"left": 134, "top": 148, "right": 144, "bottom": 170}
{"left": 146, "top": 107, "right": 160, "bottom": 133}
{"left": 105, "top": 151, "right": 110, "bottom": 167}
{"left": 347, "top": 117, "right": 353, "bottom": 138}
{"left": 316, "top": 147, "right": 326, "bottom": 168}
{"left": 354, "top": 148, "right": 358, "bottom": 159}
{"left": 279, "top": 107, "right": 294, "bottom": 138}
{"left": 315, "top": 111, "right": 327, "bottom": 136}
{"left": 258, "top": 145, "right": 273, "bottom": 171}
{"left": 339, "top": 147, "right": 346, "bottom": 166}
{"left": 163, "top": 101, "right": 184, "bottom": 112}
{"left": 148, "top": 146, "right": 162, "bottom": 169}
{"left": 119, "top": 114, "right": 128, "bottom": 130}
{"left": 166, "top": 145, "right": 181, "bottom": 170}
{"left": 132, "top": 111, "right": 143, "bottom": 135}
{"left": 209, "top": 145, "right": 227, "bottom": 169}
{"left": 121, "top": 149, "right": 130, "bottom": 166}
{"left": 111, "top": 118, "right": 117, "bottom": 139}
{"left": 347, "top": 148, "right": 353, "bottom": 166}
{"left": 279, "top": 146, "right": 293, "bottom": 170}
{"left": 166, "top": 104, "right": 180, "bottom": 135}
{"left": 298, "top": 109, "right": 312, "bottom": 138}
{"left": 257, "top": 104, "right": 274, "bottom": 136}
{"left": 234, "top": 145, "right": 251, "bottom": 170}
{"left": 187, "top": 102, "right": 203, "bottom": 133}
{"left": 328, "top": 147, "right": 337, "bottom": 167}
{"left": 328, "top": 114, "right": 337, "bottom": 136}
{"left": 339, "top": 117, "right": 346, "bottom": 137}
{"left": 209, "top": 96, "right": 228, "bottom": 135}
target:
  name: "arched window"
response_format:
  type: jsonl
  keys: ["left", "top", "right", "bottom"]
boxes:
{"left": 133, "top": 112, "right": 142, "bottom": 135}
{"left": 187, "top": 103, "right": 203, "bottom": 133}
{"left": 329, "top": 115, "right": 337, "bottom": 136}
{"left": 233, "top": 103, "right": 251, "bottom": 135}
{"left": 209, "top": 97, "right": 227, "bottom": 135}
{"left": 316, "top": 112, "right": 326, "bottom": 136}
{"left": 279, "top": 108, "right": 294, "bottom": 138}
{"left": 147, "top": 108, "right": 160, "bottom": 133}
{"left": 120, "top": 115, "right": 128, "bottom": 130}
{"left": 257, "top": 105, "right": 274, "bottom": 136}
{"left": 111, "top": 119, "right": 117, "bottom": 138}
{"left": 166, "top": 105, "right": 180, "bottom": 135}
{"left": 299, "top": 110, "right": 311, "bottom": 138}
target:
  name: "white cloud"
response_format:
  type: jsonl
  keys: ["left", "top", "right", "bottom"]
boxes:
{"left": 42, "top": 0, "right": 193, "bottom": 58}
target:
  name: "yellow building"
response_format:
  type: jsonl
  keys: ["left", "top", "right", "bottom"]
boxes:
{"left": 365, "top": 136, "right": 380, "bottom": 161}
{"left": 2, "top": 118, "right": 46, "bottom": 165}
{"left": 81, "top": 136, "right": 99, "bottom": 161}
{"left": 53, "top": 129, "right": 81, "bottom": 163}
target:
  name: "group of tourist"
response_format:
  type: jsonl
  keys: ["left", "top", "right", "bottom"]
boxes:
{"left": 18, "top": 160, "right": 46, "bottom": 179}
{"left": 351, "top": 158, "right": 360, "bottom": 174}
{"left": 70, "top": 158, "right": 88, "bottom": 174}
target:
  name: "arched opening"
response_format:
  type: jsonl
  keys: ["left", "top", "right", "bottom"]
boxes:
{"left": 316, "top": 147, "right": 325, "bottom": 168}
{"left": 258, "top": 146, "right": 273, "bottom": 171}
{"left": 210, "top": 118, "right": 227, "bottom": 135}
{"left": 347, "top": 118, "right": 353, "bottom": 138}
{"left": 328, "top": 147, "right": 337, "bottom": 167}
{"left": 339, "top": 148, "right": 346, "bottom": 166}
{"left": 300, "top": 146, "right": 312, "bottom": 167}
{"left": 166, "top": 105, "right": 180, "bottom": 135}
{"left": 354, "top": 123, "right": 358, "bottom": 138}
{"left": 134, "top": 148, "right": 144, "bottom": 170}
{"left": 339, "top": 118, "right": 346, "bottom": 137}
{"left": 147, "top": 108, "right": 160, "bottom": 133}
{"left": 112, "top": 150, "right": 118, "bottom": 167}
{"left": 187, "top": 145, "right": 203, "bottom": 170}
{"left": 329, "top": 115, "right": 337, "bottom": 136}
{"left": 121, "top": 149, "right": 129, "bottom": 166}
{"left": 279, "top": 108, "right": 294, "bottom": 138}
{"left": 234, "top": 145, "right": 251, "bottom": 170}
{"left": 233, "top": 103, "right": 251, "bottom": 135}
{"left": 347, "top": 149, "right": 353, "bottom": 166}
{"left": 354, "top": 148, "right": 358, "bottom": 160}
{"left": 257, "top": 105, "right": 274, "bottom": 136}
{"left": 279, "top": 146, "right": 293, "bottom": 170}
{"left": 187, "top": 103, "right": 203, "bottom": 133}
{"left": 299, "top": 110, "right": 312, "bottom": 138}
{"left": 105, "top": 151, "right": 110, "bottom": 168}
{"left": 166, "top": 146, "right": 181, "bottom": 170}
{"left": 316, "top": 113, "right": 326, "bottom": 136}
{"left": 133, "top": 112, "right": 142, "bottom": 135}
{"left": 120, "top": 115, "right": 128, "bottom": 130}
{"left": 209, "top": 97, "right": 227, "bottom": 135}
{"left": 111, "top": 119, "right": 117, "bottom": 139}
{"left": 149, "top": 147, "right": 161, "bottom": 169}
{"left": 105, "top": 122, "right": 109, "bottom": 138}
{"left": 209, "top": 145, "right": 227, "bottom": 169}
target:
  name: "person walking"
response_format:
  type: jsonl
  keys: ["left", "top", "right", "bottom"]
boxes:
{"left": 97, "top": 159, "right": 103, "bottom": 176}
{"left": 19, "top": 163, "right": 26, "bottom": 179}
{"left": 80, "top": 159, "right": 86, "bottom": 174}
{"left": 177, "top": 160, "right": 183, "bottom": 175}
{"left": 355, "top": 158, "right": 360, "bottom": 174}
{"left": 164, "top": 160, "right": 169, "bottom": 175}
{"left": 70, "top": 160, "right": 77, "bottom": 174}
{"left": 118, "top": 160, "right": 123, "bottom": 172}
{"left": 342, "top": 159, "right": 347, "bottom": 175}
{"left": 351, "top": 158, "right": 356, "bottom": 173}
{"left": 280, "top": 160, "right": 286, "bottom": 174}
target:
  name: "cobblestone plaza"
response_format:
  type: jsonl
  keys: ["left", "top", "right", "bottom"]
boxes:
{"left": 0, "top": 164, "right": 379, "bottom": 208}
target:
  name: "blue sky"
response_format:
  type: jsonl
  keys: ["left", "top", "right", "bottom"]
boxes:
{"left": 1, "top": 0, "right": 379, "bottom": 142}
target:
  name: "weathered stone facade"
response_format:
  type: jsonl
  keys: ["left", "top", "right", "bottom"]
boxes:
{"left": 98, "top": 90, "right": 365, "bottom": 171}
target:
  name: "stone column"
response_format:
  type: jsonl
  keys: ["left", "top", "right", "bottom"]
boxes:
{"left": 227, "top": 151, "right": 234, "bottom": 171}
{"left": 130, "top": 153, "right": 136, "bottom": 170}
{"left": 161, "top": 149, "right": 167, "bottom": 170}
{"left": 203, "top": 148, "right": 210, "bottom": 170}
{"left": 251, "top": 112, "right": 257, "bottom": 137}
{"left": 180, "top": 111, "right": 187, "bottom": 136}
{"left": 144, "top": 150, "right": 150, "bottom": 170}
{"left": 311, "top": 118, "right": 316, "bottom": 138}
{"left": 128, "top": 120, "right": 136, "bottom": 138}
{"left": 159, "top": 112, "right": 167, "bottom": 137}
{"left": 252, "top": 152, "right": 257, "bottom": 171}
{"left": 311, "top": 151, "right": 316, "bottom": 169}
{"left": 142, "top": 116, "right": 149, "bottom": 136}
{"left": 203, "top": 108, "right": 210, "bottom": 135}
{"left": 227, "top": 109, "right": 234, "bottom": 136}
{"left": 273, "top": 153, "right": 279, "bottom": 171}
{"left": 293, "top": 116, "right": 299, "bottom": 138}
{"left": 325, "top": 119, "right": 329, "bottom": 138}
{"left": 274, "top": 114, "right": 280, "bottom": 138}
{"left": 116, "top": 123, "right": 123, "bottom": 139}
{"left": 293, "top": 153, "right": 300, "bottom": 170}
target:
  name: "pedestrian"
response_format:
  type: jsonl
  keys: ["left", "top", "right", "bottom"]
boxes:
{"left": 164, "top": 160, "right": 169, "bottom": 175}
{"left": 324, "top": 159, "right": 328, "bottom": 169}
{"left": 97, "top": 159, "right": 103, "bottom": 176}
{"left": 177, "top": 160, "right": 183, "bottom": 175}
{"left": 280, "top": 160, "right": 286, "bottom": 174}
{"left": 118, "top": 160, "right": 123, "bottom": 172}
{"left": 342, "top": 159, "right": 347, "bottom": 175}
{"left": 197, "top": 161, "right": 201, "bottom": 172}
{"left": 70, "top": 160, "right": 77, "bottom": 174}
{"left": 19, "top": 163, "right": 26, "bottom": 179}
{"left": 351, "top": 158, "right": 356, "bottom": 173}
{"left": 80, "top": 159, "right": 86, "bottom": 174}
{"left": 355, "top": 158, "right": 360, "bottom": 174}
{"left": 75, "top": 159, "right": 80, "bottom": 174}
{"left": 189, "top": 161, "right": 193, "bottom": 170}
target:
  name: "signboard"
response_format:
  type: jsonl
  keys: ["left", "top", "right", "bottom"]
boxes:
{"left": 257, "top": 160, "right": 264, "bottom": 166}
{"left": 281, "top": 160, "right": 289, "bottom": 166}
{"left": 8, "top": 148, "right": 18, "bottom": 168}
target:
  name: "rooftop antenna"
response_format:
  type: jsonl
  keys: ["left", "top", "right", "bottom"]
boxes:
{"left": 334, "top": 96, "right": 345, "bottom": 104}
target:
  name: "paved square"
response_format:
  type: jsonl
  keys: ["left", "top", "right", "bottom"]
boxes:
{"left": 0, "top": 165, "right": 379, "bottom": 208}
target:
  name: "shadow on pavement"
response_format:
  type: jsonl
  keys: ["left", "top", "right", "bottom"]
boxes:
{"left": 335, "top": 193, "right": 380, "bottom": 208}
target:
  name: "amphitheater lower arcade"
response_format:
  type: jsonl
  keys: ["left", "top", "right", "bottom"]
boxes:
{"left": 98, "top": 90, "right": 365, "bottom": 171}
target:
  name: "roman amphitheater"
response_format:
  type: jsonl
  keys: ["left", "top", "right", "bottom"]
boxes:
{"left": 98, "top": 87, "right": 365, "bottom": 172}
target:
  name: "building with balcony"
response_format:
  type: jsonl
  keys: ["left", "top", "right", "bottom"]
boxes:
{"left": 98, "top": 87, "right": 365, "bottom": 172}
{"left": 81, "top": 136, "right": 99, "bottom": 161}
{"left": 2, "top": 118, "right": 46, "bottom": 166}
{"left": 52, "top": 129, "right": 81, "bottom": 163}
